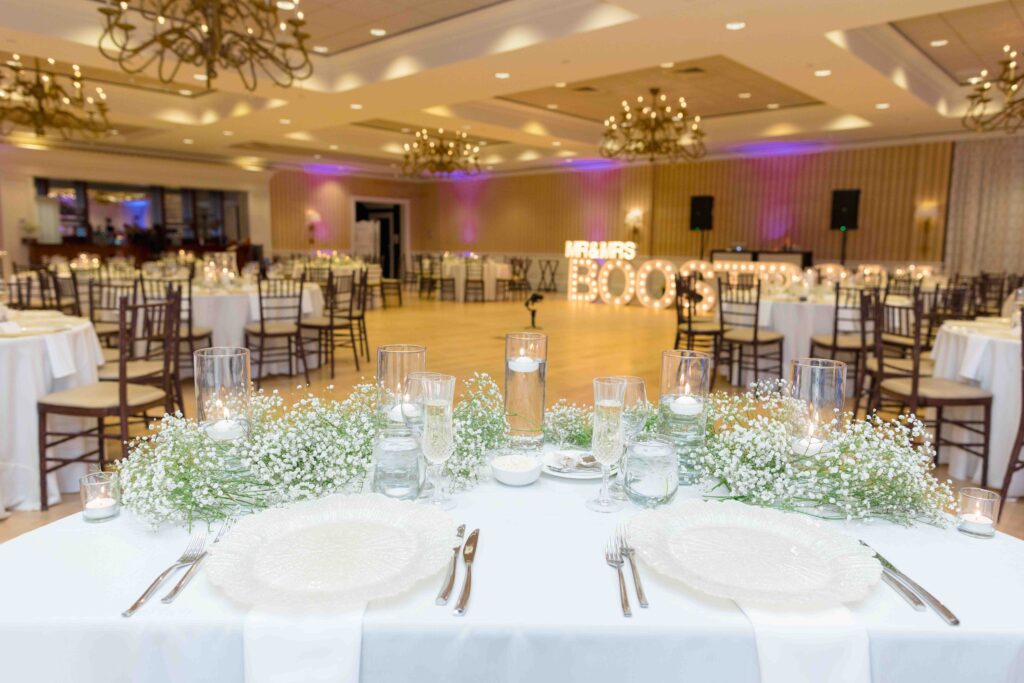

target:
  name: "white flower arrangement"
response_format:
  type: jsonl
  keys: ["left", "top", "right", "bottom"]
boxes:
{"left": 448, "top": 373, "right": 508, "bottom": 489}
{"left": 543, "top": 399, "right": 593, "bottom": 447}
{"left": 699, "top": 381, "right": 956, "bottom": 525}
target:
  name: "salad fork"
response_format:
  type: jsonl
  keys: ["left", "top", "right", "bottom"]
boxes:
{"left": 123, "top": 532, "right": 206, "bottom": 617}
{"left": 605, "top": 539, "right": 631, "bottom": 617}
{"left": 162, "top": 516, "right": 236, "bottom": 604}
{"left": 616, "top": 525, "right": 648, "bottom": 608}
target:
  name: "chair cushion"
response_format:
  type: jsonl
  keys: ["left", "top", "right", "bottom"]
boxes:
{"left": 101, "top": 347, "right": 119, "bottom": 362}
{"left": 181, "top": 324, "right": 213, "bottom": 339}
{"left": 880, "top": 377, "right": 992, "bottom": 402}
{"left": 93, "top": 321, "right": 118, "bottom": 336}
{"left": 678, "top": 320, "right": 722, "bottom": 334}
{"left": 723, "top": 328, "right": 784, "bottom": 344}
{"left": 865, "top": 356, "right": 934, "bottom": 374}
{"left": 300, "top": 315, "right": 353, "bottom": 329}
{"left": 881, "top": 333, "right": 915, "bottom": 347}
{"left": 97, "top": 360, "right": 164, "bottom": 381}
{"left": 39, "top": 382, "right": 166, "bottom": 410}
{"left": 244, "top": 321, "right": 298, "bottom": 335}
{"left": 811, "top": 333, "right": 868, "bottom": 350}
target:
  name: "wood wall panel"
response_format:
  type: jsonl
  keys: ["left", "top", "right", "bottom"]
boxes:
{"left": 269, "top": 142, "right": 952, "bottom": 262}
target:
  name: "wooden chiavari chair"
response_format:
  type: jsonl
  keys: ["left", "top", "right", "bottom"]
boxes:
{"left": 509, "top": 258, "right": 532, "bottom": 299}
{"left": 465, "top": 259, "right": 485, "bottom": 303}
{"left": 245, "top": 277, "right": 310, "bottom": 387}
{"left": 976, "top": 272, "right": 1008, "bottom": 317}
{"left": 301, "top": 272, "right": 361, "bottom": 376}
{"left": 350, "top": 268, "right": 370, "bottom": 360}
{"left": 885, "top": 274, "right": 915, "bottom": 301}
{"left": 674, "top": 274, "right": 723, "bottom": 389}
{"left": 88, "top": 279, "right": 139, "bottom": 353}
{"left": 436, "top": 260, "right": 456, "bottom": 301}
{"left": 537, "top": 259, "right": 559, "bottom": 293}
{"left": 717, "top": 279, "right": 783, "bottom": 384}
{"left": 37, "top": 293, "right": 179, "bottom": 509}
{"left": 999, "top": 311, "right": 1024, "bottom": 515}
{"left": 811, "top": 284, "right": 872, "bottom": 399}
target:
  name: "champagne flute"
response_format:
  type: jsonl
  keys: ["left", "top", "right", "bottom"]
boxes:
{"left": 408, "top": 373, "right": 457, "bottom": 510}
{"left": 587, "top": 377, "right": 626, "bottom": 513}
{"left": 609, "top": 376, "right": 647, "bottom": 500}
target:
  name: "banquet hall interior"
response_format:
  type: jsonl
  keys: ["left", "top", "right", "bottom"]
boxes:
{"left": 1, "top": 0, "right": 1024, "bottom": 680}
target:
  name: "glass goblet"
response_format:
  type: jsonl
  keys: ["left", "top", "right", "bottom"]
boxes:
{"left": 587, "top": 377, "right": 627, "bottom": 513}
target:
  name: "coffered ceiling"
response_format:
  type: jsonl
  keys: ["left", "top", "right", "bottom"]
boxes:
{"left": 0, "top": 0, "right": 1021, "bottom": 176}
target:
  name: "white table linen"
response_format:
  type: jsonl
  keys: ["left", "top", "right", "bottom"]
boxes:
{"left": 931, "top": 323, "right": 1022, "bottom": 494}
{"left": 442, "top": 261, "right": 513, "bottom": 302}
{"left": 2, "top": 478, "right": 1024, "bottom": 682}
{"left": 0, "top": 318, "right": 104, "bottom": 512}
{"left": 245, "top": 609, "right": 365, "bottom": 683}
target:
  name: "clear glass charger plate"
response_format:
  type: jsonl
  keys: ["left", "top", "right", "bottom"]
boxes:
{"left": 206, "top": 494, "right": 455, "bottom": 613}
{"left": 629, "top": 500, "right": 881, "bottom": 608}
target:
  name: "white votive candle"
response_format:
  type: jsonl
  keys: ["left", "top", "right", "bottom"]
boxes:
{"left": 958, "top": 512, "right": 994, "bottom": 537}
{"left": 83, "top": 496, "right": 119, "bottom": 521}
{"left": 206, "top": 419, "right": 244, "bottom": 442}
{"left": 669, "top": 395, "right": 703, "bottom": 416}
{"left": 507, "top": 355, "right": 540, "bottom": 373}
{"left": 791, "top": 435, "right": 828, "bottom": 457}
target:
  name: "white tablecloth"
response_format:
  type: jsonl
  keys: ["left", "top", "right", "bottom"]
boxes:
{"left": 2, "top": 477, "right": 1024, "bottom": 682}
{"left": 931, "top": 323, "right": 1022, "bottom": 495}
{"left": 442, "top": 261, "right": 512, "bottom": 302}
{"left": 192, "top": 285, "right": 324, "bottom": 377}
{"left": 0, "top": 318, "right": 104, "bottom": 512}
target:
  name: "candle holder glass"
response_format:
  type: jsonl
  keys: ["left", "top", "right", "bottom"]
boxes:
{"left": 194, "top": 347, "right": 251, "bottom": 443}
{"left": 788, "top": 358, "right": 847, "bottom": 456}
{"left": 658, "top": 350, "right": 711, "bottom": 485}
{"left": 376, "top": 345, "right": 427, "bottom": 426}
{"left": 957, "top": 487, "right": 1000, "bottom": 538}
{"left": 80, "top": 472, "right": 120, "bottom": 523}
{"left": 504, "top": 332, "right": 547, "bottom": 451}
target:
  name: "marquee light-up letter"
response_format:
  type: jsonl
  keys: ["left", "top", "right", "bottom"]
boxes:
{"left": 567, "top": 257, "right": 599, "bottom": 302}
{"left": 597, "top": 259, "right": 636, "bottom": 306}
{"left": 636, "top": 259, "right": 677, "bottom": 309}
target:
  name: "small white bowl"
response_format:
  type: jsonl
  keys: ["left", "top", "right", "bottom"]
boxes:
{"left": 490, "top": 454, "right": 542, "bottom": 486}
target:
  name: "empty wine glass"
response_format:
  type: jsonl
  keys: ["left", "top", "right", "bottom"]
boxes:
{"left": 407, "top": 373, "right": 457, "bottom": 510}
{"left": 609, "top": 376, "right": 647, "bottom": 500}
{"left": 587, "top": 377, "right": 626, "bottom": 513}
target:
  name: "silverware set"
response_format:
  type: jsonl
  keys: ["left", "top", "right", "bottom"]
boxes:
{"left": 437, "top": 524, "right": 479, "bottom": 616}
{"left": 606, "top": 524, "right": 646, "bottom": 617}
{"left": 861, "top": 541, "right": 959, "bottom": 626}
{"left": 122, "top": 517, "right": 235, "bottom": 617}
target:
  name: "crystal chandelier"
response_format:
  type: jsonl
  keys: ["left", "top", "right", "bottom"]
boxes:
{"left": 97, "top": 0, "right": 313, "bottom": 91}
{"left": 0, "top": 55, "right": 110, "bottom": 138}
{"left": 963, "top": 44, "right": 1023, "bottom": 134}
{"left": 600, "top": 87, "right": 706, "bottom": 162}
{"left": 401, "top": 128, "right": 481, "bottom": 177}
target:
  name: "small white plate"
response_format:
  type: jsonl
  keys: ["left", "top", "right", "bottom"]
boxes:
{"left": 541, "top": 450, "right": 616, "bottom": 480}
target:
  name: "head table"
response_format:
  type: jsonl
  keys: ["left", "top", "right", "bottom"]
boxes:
{"left": 1, "top": 474, "right": 1023, "bottom": 683}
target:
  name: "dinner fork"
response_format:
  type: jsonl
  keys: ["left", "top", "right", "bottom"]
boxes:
{"left": 605, "top": 538, "right": 632, "bottom": 617}
{"left": 122, "top": 532, "right": 206, "bottom": 617}
{"left": 162, "top": 517, "right": 237, "bottom": 604}
{"left": 616, "top": 525, "right": 648, "bottom": 608}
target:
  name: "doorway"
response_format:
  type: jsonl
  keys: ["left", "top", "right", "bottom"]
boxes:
{"left": 355, "top": 201, "right": 402, "bottom": 278}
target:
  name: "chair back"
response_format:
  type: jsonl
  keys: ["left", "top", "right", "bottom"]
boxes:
{"left": 303, "top": 264, "right": 331, "bottom": 289}
{"left": 140, "top": 276, "right": 197, "bottom": 338}
{"left": 828, "top": 284, "right": 868, "bottom": 359}
{"left": 718, "top": 279, "right": 762, "bottom": 332}
{"left": 88, "top": 279, "right": 139, "bottom": 329}
{"left": 871, "top": 294, "right": 925, "bottom": 402}
{"left": 257, "top": 276, "right": 305, "bottom": 330}
{"left": 976, "top": 273, "right": 1007, "bottom": 315}
{"left": 885, "top": 274, "right": 914, "bottom": 300}
{"left": 675, "top": 273, "right": 713, "bottom": 353}
{"left": 924, "top": 284, "right": 973, "bottom": 344}
{"left": 352, "top": 268, "right": 369, "bottom": 317}
{"left": 115, "top": 291, "right": 180, "bottom": 412}
{"left": 466, "top": 260, "right": 484, "bottom": 281}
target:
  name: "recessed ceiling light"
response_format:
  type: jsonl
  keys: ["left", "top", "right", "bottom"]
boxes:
{"left": 875, "top": 102, "right": 890, "bottom": 110}
{"left": 660, "top": 61, "right": 675, "bottom": 69}
{"left": 725, "top": 21, "right": 746, "bottom": 31}
{"left": 350, "top": 103, "right": 363, "bottom": 110}
{"left": 766, "top": 102, "right": 780, "bottom": 110}
{"left": 182, "top": 138, "right": 194, "bottom": 145}
{"left": 738, "top": 92, "right": 751, "bottom": 99}
{"left": 546, "top": 103, "right": 558, "bottom": 109}
{"left": 814, "top": 69, "right": 832, "bottom": 77}
{"left": 193, "top": 74, "right": 207, "bottom": 81}
{"left": 178, "top": 89, "right": 192, "bottom": 96}
{"left": 968, "top": 76, "right": 982, "bottom": 84}
{"left": 329, "top": 144, "right": 338, "bottom": 150}
{"left": 554, "top": 81, "right": 567, "bottom": 88}
{"left": 552, "top": 141, "right": 561, "bottom": 146}
{"left": 276, "top": 1, "right": 296, "bottom": 9}
{"left": 313, "top": 46, "right": 329, "bottom": 54}
{"left": 223, "top": 130, "right": 234, "bottom": 136}
{"left": 930, "top": 39, "right": 949, "bottom": 48}
{"left": 369, "top": 28, "right": 387, "bottom": 37}
{"left": 279, "top": 118, "right": 291, "bottom": 124}
{"left": 494, "top": 72, "right": 511, "bottom": 79}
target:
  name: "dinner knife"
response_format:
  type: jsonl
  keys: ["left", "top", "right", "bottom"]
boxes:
{"left": 881, "top": 570, "right": 925, "bottom": 611}
{"left": 862, "top": 542, "right": 959, "bottom": 626}
{"left": 436, "top": 524, "right": 466, "bottom": 605}
{"left": 453, "top": 528, "right": 479, "bottom": 616}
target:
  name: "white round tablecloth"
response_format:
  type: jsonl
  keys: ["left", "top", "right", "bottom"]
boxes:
{"left": 931, "top": 322, "right": 1022, "bottom": 495}
{"left": 191, "top": 284, "right": 325, "bottom": 377}
{"left": 442, "top": 261, "right": 512, "bottom": 302}
{"left": 759, "top": 296, "right": 836, "bottom": 370}
{"left": 0, "top": 317, "right": 104, "bottom": 512}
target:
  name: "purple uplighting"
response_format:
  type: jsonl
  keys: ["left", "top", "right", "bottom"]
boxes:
{"left": 726, "top": 140, "right": 829, "bottom": 158}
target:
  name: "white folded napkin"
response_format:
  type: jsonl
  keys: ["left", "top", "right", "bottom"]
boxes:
{"left": 243, "top": 606, "right": 366, "bottom": 683}
{"left": 0, "top": 321, "right": 22, "bottom": 334}
{"left": 43, "top": 331, "right": 76, "bottom": 379}
{"left": 739, "top": 603, "right": 870, "bottom": 683}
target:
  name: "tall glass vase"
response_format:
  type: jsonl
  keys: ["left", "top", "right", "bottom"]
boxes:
{"left": 658, "top": 349, "right": 710, "bottom": 485}
{"left": 194, "top": 347, "right": 251, "bottom": 443}
{"left": 504, "top": 332, "right": 547, "bottom": 451}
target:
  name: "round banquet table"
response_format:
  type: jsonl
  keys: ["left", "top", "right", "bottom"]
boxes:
{"left": 191, "top": 284, "right": 325, "bottom": 377}
{"left": 931, "top": 320, "right": 1023, "bottom": 495}
{"left": 441, "top": 261, "right": 513, "bottom": 302}
{"left": 0, "top": 313, "right": 104, "bottom": 513}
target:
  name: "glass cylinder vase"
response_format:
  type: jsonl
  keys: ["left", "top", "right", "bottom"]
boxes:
{"left": 504, "top": 332, "right": 547, "bottom": 451}
{"left": 376, "top": 344, "right": 427, "bottom": 425}
{"left": 658, "top": 349, "right": 710, "bottom": 485}
{"left": 194, "top": 347, "right": 251, "bottom": 442}
{"left": 788, "top": 358, "right": 847, "bottom": 456}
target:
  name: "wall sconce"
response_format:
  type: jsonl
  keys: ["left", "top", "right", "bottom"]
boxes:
{"left": 625, "top": 207, "right": 644, "bottom": 242}
{"left": 305, "top": 208, "right": 322, "bottom": 246}
{"left": 914, "top": 200, "right": 940, "bottom": 258}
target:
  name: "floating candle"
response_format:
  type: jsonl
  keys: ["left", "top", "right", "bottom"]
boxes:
{"left": 669, "top": 394, "right": 703, "bottom": 416}
{"left": 958, "top": 512, "right": 995, "bottom": 537}
{"left": 82, "top": 496, "right": 119, "bottom": 521}
{"left": 507, "top": 355, "right": 540, "bottom": 373}
{"left": 206, "top": 419, "right": 244, "bottom": 442}
{"left": 791, "top": 435, "right": 827, "bottom": 457}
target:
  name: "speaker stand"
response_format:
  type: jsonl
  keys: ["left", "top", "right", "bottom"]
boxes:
{"left": 839, "top": 230, "right": 848, "bottom": 265}
{"left": 699, "top": 230, "right": 707, "bottom": 260}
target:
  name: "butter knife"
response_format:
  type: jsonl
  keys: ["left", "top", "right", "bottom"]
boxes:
{"left": 862, "top": 542, "right": 959, "bottom": 625}
{"left": 436, "top": 524, "right": 466, "bottom": 605}
{"left": 453, "top": 528, "right": 479, "bottom": 616}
